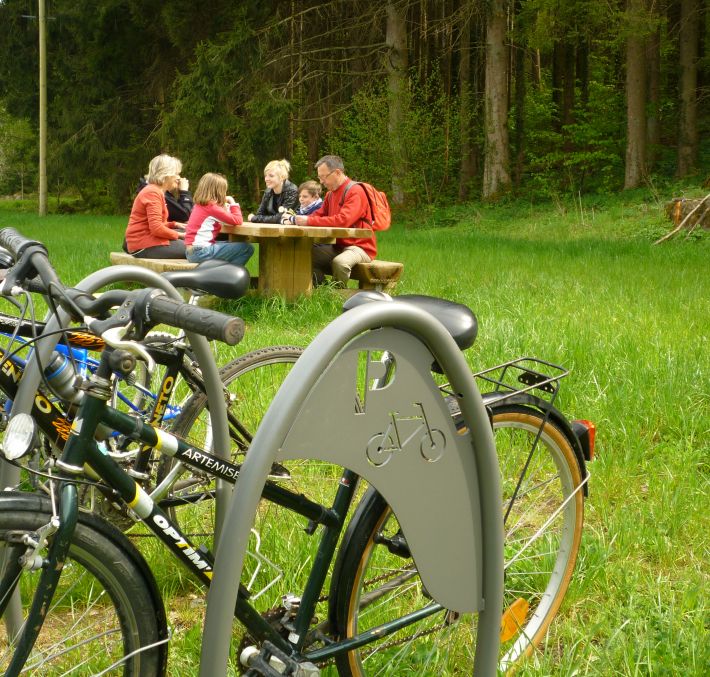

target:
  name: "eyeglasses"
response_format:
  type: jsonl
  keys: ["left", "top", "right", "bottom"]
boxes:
{"left": 318, "top": 169, "right": 337, "bottom": 183}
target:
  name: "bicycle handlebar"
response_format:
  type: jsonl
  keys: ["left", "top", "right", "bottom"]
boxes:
{"left": 0, "top": 227, "right": 46, "bottom": 259}
{"left": 142, "top": 291, "right": 244, "bottom": 345}
{"left": 0, "top": 227, "right": 245, "bottom": 346}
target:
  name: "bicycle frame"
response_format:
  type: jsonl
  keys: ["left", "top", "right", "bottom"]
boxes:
{"left": 0, "top": 333, "right": 197, "bottom": 471}
{"left": 3, "top": 343, "right": 450, "bottom": 673}
{"left": 1, "top": 324, "right": 183, "bottom": 420}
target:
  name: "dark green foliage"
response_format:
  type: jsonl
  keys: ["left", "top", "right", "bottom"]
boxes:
{"left": 0, "top": 106, "right": 36, "bottom": 195}
{"left": 522, "top": 82, "right": 626, "bottom": 197}
{"left": 0, "top": 0, "right": 707, "bottom": 212}
{"left": 326, "top": 73, "right": 463, "bottom": 206}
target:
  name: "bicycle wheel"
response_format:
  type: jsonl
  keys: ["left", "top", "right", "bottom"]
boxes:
{"left": 163, "top": 346, "right": 359, "bottom": 629}
{"left": 491, "top": 405, "right": 584, "bottom": 669}
{"left": 159, "top": 346, "right": 305, "bottom": 541}
{"left": 330, "top": 404, "right": 584, "bottom": 675}
{"left": 0, "top": 491, "right": 167, "bottom": 675}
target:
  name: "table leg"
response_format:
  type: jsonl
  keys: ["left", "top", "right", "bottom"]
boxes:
{"left": 259, "top": 238, "right": 313, "bottom": 300}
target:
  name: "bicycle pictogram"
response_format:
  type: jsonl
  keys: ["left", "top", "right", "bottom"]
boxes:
{"left": 366, "top": 402, "right": 447, "bottom": 467}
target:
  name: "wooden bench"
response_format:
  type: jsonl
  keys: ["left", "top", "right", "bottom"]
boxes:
{"left": 350, "top": 260, "right": 404, "bottom": 292}
{"left": 109, "top": 251, "right": 197, "bottom": 273}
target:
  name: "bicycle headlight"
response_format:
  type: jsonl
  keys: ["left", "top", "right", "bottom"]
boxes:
{"left": 2, "top": 413, "right": 37, "bottom": 460}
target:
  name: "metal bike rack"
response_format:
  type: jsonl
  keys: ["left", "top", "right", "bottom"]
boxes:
{"left": 201, "top": 301, "right": 504, "bottom": 676}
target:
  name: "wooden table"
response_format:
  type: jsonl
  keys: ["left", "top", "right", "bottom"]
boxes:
{"left": 224, "top": 223, "right": 372, "bottom": 300}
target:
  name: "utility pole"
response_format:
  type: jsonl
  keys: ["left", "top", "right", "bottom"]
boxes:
{"left": 38, "top": 0, "right": 47, "bottom": 216}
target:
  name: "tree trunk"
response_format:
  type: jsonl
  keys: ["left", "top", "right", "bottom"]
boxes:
{"left": 562, "top": 42, "right": 575, "bottom": 128}
{"left": 677, "top": 0, "right": 699, "bottom": 176}
{"left": 624, "top": 0, "right": 648, "bottom": 189}
{"left": 532, "top": 49, "right": 542, "bottom": 89}
{"left": 483, "top": 0, "right": 511, "bottom": 200}
{"left": 513, "top": 42, "right": 526, "bottom": 189}
{"left": 577, "top": 39, "right": 590, "bottom": 107}
{"left": 646, "top": 23, "right": 661, "bottom": 168}
{"left": 458, "top": 7, "right": 476, "bottom": 200}
{"left": 386, "top": 1, "right": 409, "bottom": 206}
{"left": 551, "top": 41, "right": 564, "bottom": 130}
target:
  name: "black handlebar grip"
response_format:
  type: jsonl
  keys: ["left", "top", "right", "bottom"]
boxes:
{"left": 0, "top": 228, "right": 46, "bottom": 259}
{"left": 145, "top": 293, "right": 245, "bottom": 345}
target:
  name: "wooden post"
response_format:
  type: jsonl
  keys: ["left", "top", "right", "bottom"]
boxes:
{"left": 38, "top": 0, "right": 47, "bottom": 216}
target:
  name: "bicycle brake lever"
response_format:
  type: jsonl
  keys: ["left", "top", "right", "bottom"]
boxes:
{"left": 100, "top": 325, "right": 156, "bottom": 372}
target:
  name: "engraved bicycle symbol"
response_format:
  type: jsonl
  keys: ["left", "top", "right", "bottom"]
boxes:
{"left": 366, "top": 402, "right": 447, "bottom": 467}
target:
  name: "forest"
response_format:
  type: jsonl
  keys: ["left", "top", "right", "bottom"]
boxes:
{"left": 0, "top": 0, "right": 708, "bottom": 212}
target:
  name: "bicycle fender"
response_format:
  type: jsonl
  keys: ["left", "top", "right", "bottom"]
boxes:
{"left": 482, "top": 392, "right": 589, "bottom": 495}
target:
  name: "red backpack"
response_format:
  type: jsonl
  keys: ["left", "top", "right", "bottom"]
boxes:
{"left": 339, "top": 181, "right": 391, "bottom": 231}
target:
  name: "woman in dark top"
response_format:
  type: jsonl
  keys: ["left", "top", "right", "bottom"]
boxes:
{"left": 136, "top": 176, "right": 194, "bottom": 222}
{"left": 247, "top": 159, "right": 298, "bottom": 223}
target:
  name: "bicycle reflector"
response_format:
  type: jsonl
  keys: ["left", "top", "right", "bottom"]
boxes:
{"left": 2, "top": 413, "right": 37, "bottom": 460}
{"left": 572, "top": 419, "right": 596, "bottom": 461}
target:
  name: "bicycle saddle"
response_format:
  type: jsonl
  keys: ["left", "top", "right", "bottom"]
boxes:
{"left": 162, "top": 260, "right": 250, "bottom": 299}
{"left": 342, "top": 290, "right": 478, "bottom": 350}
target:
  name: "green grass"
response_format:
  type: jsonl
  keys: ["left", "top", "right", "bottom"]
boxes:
{"left": 0, "top": 187, "right": 708, "bottom": 675}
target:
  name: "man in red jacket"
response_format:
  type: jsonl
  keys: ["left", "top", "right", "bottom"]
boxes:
{"left": 293, "top": 155, "right": 377, "bottom": 285}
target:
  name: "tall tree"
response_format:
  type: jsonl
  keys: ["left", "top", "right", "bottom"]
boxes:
{"left": 512, "top": 0, "right": 526, "bottom": 188}
{"left": 386, "top": 1, "right": 409, "bottom": 205}
{"left": 646, "top": 16, "right": 661, "bottom": 169}
{"left": 458, "top": 4, "right": 477, "bottom": 200}
{"left": 677, "top": 0, "right": 700, "bottom": 176}
{"left": 625, "top": 0, "right": 649, "bottom": 189}
{"left": 483, "top": 0, "right": 512, "bottom": 199}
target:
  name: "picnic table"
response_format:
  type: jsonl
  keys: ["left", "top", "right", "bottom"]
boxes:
{"left": 225, "top": 223, "right": 372, "bottom": 300}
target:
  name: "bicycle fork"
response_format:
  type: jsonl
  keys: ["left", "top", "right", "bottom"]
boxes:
{"left": 2, "top": 482, "right": 79, "bottom": 677}
{"left": 2, "top": 349, "right": 120, "bottom": 675}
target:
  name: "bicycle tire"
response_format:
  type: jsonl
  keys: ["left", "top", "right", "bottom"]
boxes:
{"left": 0, "top": 491, "right": 168, "bottom": 676}
{"left": 165, "top": 345, "right": 380, "bottom": 655}
{"left": 329, "top": 404, "right": 584, "bottom": 675}
{"left": 159, "top": 346, "right": 305, "bottom": 543}
{"left": 490, "top": 405, "right": 584, "bottom": 669}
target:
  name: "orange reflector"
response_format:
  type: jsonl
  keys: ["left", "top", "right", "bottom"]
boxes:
{"left": 500, "top": 598, "right": 530, "bottom": 642}
{"left": 578, "top": 419, "right": 596, "bottom": 460}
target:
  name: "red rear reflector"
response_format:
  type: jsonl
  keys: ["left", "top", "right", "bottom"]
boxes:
{"left": 576, "top": 419, "right": 596, "bottom": 460}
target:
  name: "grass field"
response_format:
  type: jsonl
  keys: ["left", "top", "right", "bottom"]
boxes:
{"left": 0, "top": 185, "right": 708, "bottom": 675}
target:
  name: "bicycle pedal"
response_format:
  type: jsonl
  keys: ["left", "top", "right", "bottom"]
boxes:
{"left": 268, "top": 462, "right": 291, "bottom": 480}
{"left": 241, "top": 641, "right": 318, "bottom": 676}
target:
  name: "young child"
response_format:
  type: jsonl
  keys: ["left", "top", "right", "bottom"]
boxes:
{"left": 281, "top": 180, "right": 323, "bottom": 224}
{"left": 185, "top": 173, "right": 254, "bottom": 266}
{"left": 296, "top": 180, "right": 323, "bottom": 215}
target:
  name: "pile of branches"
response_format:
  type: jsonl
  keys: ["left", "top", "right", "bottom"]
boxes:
{"left": 656, "top": 194, "right": 710, "bottom": 243}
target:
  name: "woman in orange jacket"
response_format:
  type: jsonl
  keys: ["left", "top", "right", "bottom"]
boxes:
{"left": 124, "top": 154, "right": 187, "bottom": 258}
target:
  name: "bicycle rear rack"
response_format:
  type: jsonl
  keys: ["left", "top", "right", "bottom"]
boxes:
{"left": 442, "top": 356, "right": 569, "bottom": 411}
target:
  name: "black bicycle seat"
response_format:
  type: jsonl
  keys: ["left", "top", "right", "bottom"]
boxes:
{"left": 342, "top": 291, "right": 478, "bottom": 351}
{"left": 162, "top": 260, "right": 250, "bottom": 300}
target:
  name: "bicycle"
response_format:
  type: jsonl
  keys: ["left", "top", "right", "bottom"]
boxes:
{"left": 0, "top": 259, "right": 302, "bottom": 529}
{"left": 320, "top": 292, "right": 596, "bottom": 673}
